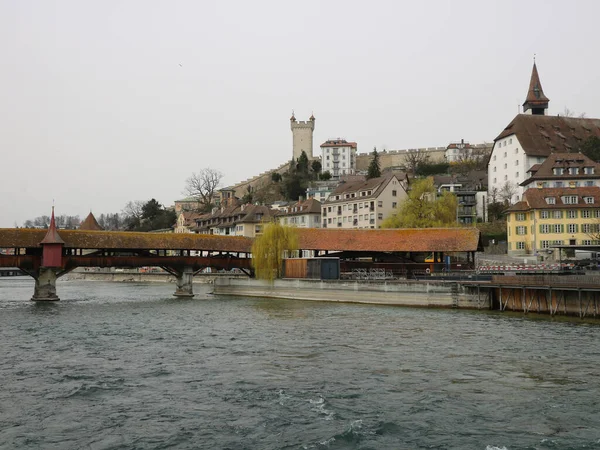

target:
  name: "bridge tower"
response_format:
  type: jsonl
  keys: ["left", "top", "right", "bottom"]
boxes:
{"left": 33, "top": 207, "right": 64, "bottom": 301}
{"left": 290, "top": 112, "right": 315, "bottom": 161}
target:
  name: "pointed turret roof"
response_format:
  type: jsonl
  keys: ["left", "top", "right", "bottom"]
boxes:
{"left": 79, "top": 211, "right": 104, "bottom": 231}
{"left": 523, "top": 62, "right": 550, "bottom": 111}
{"left": 40, "top": 207, "right": 65, "bottom": 244}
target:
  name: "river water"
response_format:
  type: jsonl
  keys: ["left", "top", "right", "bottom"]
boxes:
{"left": 0, "top": 278, "right": 599, "bottom": 450}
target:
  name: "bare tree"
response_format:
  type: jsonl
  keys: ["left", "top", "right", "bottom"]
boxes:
{"left": 489, "top": 187, "right": 499, "bottom": 204}
{"left": 562, "top": 107, "right": 587, "bottom": 119}
{"left": 184, "top": 168, "right": 223, "bottom": 211}
{"left": 404, "top": 149, "right": 430, "bottom": 174}
{"left": 122, "top": 200, "right": 145, "bottom": 222}
{"left": 499, "top": 181, "right": 518, "bottom": 205}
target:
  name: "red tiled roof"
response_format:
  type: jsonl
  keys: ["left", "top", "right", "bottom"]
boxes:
{"left": 40, "top": 208, "right": 65, "bottom": 245}
{"left": 495, "top": 114, "right": 600, "bottom": 157}
{"left": 325, "top": 173, "right": 402, "bottom": 203}
{"left": 278, "top": 198, "right": 322, "bottom": 216}
{"left": 294, "top": 228, "right": 482, "bottom": 252}
{"left": 520, "top": 152, "right": 600, "bottom": 186}
{"left": 507, "top": 186, "right": 600, "bottom": 211}
{"left": 320, "top": 139, "right": 357, "bottom": 148}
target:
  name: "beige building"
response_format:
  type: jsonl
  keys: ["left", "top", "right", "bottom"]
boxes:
{"left": 321, "top": 173, "right": 408, "bottom": 229}
{"left": 193, "top": 204, "right": 276, "bottom": 237}
{"left": 277, "top": 198, "right": 322, "bottom": 228}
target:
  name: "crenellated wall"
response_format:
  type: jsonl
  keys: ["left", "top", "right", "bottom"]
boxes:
{"left": 355, "top": 147, "right": 447, "bottom": 171}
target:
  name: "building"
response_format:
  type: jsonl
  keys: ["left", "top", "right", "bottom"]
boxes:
{"left": 277, "top": 198, "right": 322, "bottom": 228}
{"left": 521, "top": 152, "right": 600, "bottom": 189}
{"left": 290, "top": 112, "right": 315, "bottom": 161}
{"left": 174, "top": 211, "right": 201, "bottom": 234}
{"left": 79, "top": 212, "right": 104, "bottom": 231}
{"left": 193, "top": 204, "right": 276, "bottom": 237}
{"left": 433, "top": 173, "right": 488, "bottom": 223}
{"left": 488, "top": 62, "right": 600, "bottom": 203}
{"left": 306, "top": 180, "right": 338, "bottom": 203}
{"left": 505, "top": 187, "right": 600, "bottom": 258}
{"left": 320, "top": 139, "right": 357, "bottom": 179}
{"left": 445, "top": 140, "right": 492, "bottom": 163}
{"left": 321, "top": 173, "right": 408, "bottom": 229}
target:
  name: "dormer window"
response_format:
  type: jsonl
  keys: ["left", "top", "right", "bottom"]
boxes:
{"left": 553, "top": 168, "right": 564, "bottom": 175}
{"left": 569, "top": 167, "right": 579, "bottom": 175}
{"left": 562, "top": 195, "right": 578, "bottom": 205}
{"left": 545, "top": 197, "right": 556, "bottom": 205}
{"left": 584, "top": 167, "right": 595, "bottom": 175}
{"left": 584, "top": 197, "right": 595, "bottom": 204}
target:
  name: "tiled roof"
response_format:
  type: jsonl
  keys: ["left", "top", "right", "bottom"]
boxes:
{"left": 507, "top": 186, "right": 600, "bottom": 211}
{"left": 520, "top": 152, "right": 600, "bottom": 186}
{"left": 0, "top": 229, "right": 253, "bottom": 252}
{"left": 278, "top": 198, "right": 322, "bottom": 216}
{"left": 294, "top": 228, "right": 482, "bottom": 252}
{"left": 79, "top": 212, "right": 104, "bottom": 231}
{"left": 495, "top": 114, "right": 600, "bottom": 157}
{"left": 325, "top": 174, "right": 401, "bottom": 204}
{"left": 320, "top": 139, "right": 357, "bottom": 148}
{"left": 40, "top": 208, "right": 65, "bottom": 244}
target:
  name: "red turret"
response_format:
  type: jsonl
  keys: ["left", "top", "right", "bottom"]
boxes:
{"left": 40, "top": 207, "right": 65, "bottom": 267}
{"left": 523, "top": 62, "right": 549, "bottom": 115}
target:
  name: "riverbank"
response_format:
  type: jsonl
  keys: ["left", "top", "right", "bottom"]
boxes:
{"left": 213, "top": 277, "right": 488, "bottom": 309}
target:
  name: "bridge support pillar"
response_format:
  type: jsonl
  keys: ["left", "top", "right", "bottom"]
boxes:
{"left": 174, "top": 267, "right": 195, "bottom": 298}
{"left": 31, "top": 267, "right": 60, "bottom": 301}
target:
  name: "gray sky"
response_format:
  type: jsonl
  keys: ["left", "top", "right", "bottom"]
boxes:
{"left": 1, "top": 0, "right": 599, "bottom": 227}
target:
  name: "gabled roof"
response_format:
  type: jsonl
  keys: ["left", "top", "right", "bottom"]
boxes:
{"left": 278, "top": 198, "right": 322, "bottom": 216}
{"left": 320, "top": 139, "right": 357, "bottom": 148}
{"left": 520, "top": 152, "right": 600, "bottom": 186}
{"left": 294, "top": 228, "right": 482, "bottom": 252}
{"left": 325, "top": 174, "right": 402, "bottom": 203}
{"left": 495, "top": 114, "right": 600, "bottom": 157}
{"left": 79, "top": 212, "right": 104, "bottom": 231}
{"left": 523, "top": 62, "right": 550, "bottom": 109}
{"left": 507, "top": 186, "right": 600, "bottom": 211}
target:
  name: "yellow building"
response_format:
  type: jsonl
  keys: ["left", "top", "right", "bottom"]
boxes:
{"left": 506, "top": 186, "right": 600, "bottom": 258}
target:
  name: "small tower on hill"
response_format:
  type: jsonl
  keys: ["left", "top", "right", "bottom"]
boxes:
{"left": 523, "top": 61, "right": 549, "bottom": 115}
{"left": 290, "top": 112, "right": 315, "bottom": 161}
{"left": 79, "top": 212, "right": 104, "bottom": 231}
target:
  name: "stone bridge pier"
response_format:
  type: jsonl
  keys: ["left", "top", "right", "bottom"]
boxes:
{"left": 31, "top": 267, "right": 61, "bottom": 301}
{"left": 173, "top": 266, "right": 195, "bottom": 298}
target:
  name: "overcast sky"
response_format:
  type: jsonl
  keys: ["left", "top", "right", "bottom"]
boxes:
{"left": 1, "top": 0, "right": 599, "bottom": 227}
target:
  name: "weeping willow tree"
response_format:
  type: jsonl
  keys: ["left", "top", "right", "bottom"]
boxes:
{"left": 251, "top": 222, "right": 299, "bottom": 281}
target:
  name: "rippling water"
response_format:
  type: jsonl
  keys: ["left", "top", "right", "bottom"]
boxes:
{"left": 1, "top": 278, "right": 599, "bottom": 450}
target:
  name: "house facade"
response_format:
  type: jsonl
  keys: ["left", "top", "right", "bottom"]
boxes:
{"left": 320, "top": 139, "right": 357, "bottom": 179}
{"left": 505, "top": 187, "right": 600, "bottom": 258}
{"left": 277, "top": 198, "right": 322, "bottom": 228}
{"left": 321, "top": 174, "right": 408, "bottom": 229}
{"left": 193, "top": 204, "right": 276, "bottom": 237}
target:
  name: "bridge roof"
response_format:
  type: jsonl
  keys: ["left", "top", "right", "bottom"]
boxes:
{"left": 0, "top": 229, "right": 253, "bottom": 252}
{"left": 296, "top": 228, "right": 482, "bottom": 253}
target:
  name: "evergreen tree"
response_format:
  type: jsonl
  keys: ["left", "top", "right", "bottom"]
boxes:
{"left": 367, "top": 147, "right": 381, "bottom": 179}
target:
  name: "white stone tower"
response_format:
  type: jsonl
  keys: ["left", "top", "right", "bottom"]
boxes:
{"left": 290, "top": 112, "right": 315, "bottom": 161}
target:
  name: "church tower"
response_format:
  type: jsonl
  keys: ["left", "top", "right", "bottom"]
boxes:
{"left": 522, "top": 62, "right": 549, "bottom": 115}
{"left": 290, "top": 112, "right": 315, "bottom": 161}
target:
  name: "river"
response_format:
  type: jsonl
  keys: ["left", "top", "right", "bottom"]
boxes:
{"left": 1, "top": 278, "right": 599, "bottom": 449}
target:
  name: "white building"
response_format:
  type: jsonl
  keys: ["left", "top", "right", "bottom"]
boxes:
{"left": 321, "top": 173, "right": 408, "bottom": 229}
{"left": 488, "top": 62, "right": 600, "bottom": 204}
{"left": 277, "top": 198, "right": 322, "bottom": 228}
{"left": 320, "top": 139, "right": 357, "bottom": 179}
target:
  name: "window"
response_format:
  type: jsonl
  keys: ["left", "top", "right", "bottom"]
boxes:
{"left": 509, "top": 138, "right": 513, "bottom": 144}
{"left": 584, "top": 167, "right": 595, "bottom": 175}
{"left": 582, "top": 210, "right": 591, "bottom": 218}
{"left": 504, "top": 163, "right": 507, "bottom": 169}
{"left": 516, "top": 226, "right": 527, "bottom": 235}
{"left": 392, "top": 202, "right": 397, "bottom": 208}
{"left": 541, "top": 240, "right": 550, "bottom": 249}
{"left": 493, "top": 166, "right": 496, "bottom": 172}
{"left": 540, "top": 211, "right": 549, "bottom": 219}
{"left": 553, "top": 168, "right": 564, "bottom": 175}
{"left": 546, "top": 197, "right": 556, "bottom": 205}
{"left": 392, "top": 190, "right": 397, "bottom": 197}
{"left": 504, "top": 175, "right": 508, "bottom": 181}
{"left": 493, "top": 155, "right": 497, "bottom": 161}
{"left": 377, "top": 201, "right": 383, "bottom": 207}
{"left": 584, "top": 197, "right": 595, "bottom": 204}
{"left": 552, "top": 210, "right": 562, "bottom": 219}
{"left": 377, "top": 213, "right": 383, "bottom": 220}
{"left": 516, "top": 213, "right": 526, "bottom": 221}
{"left": 516, "top": 242, "right": 525, "bottom": 250}
{"left": 586, "top": 181, "right": 595, "bottom": 187}
{"left": 555, "top": 181, "right": 563, "bottom": 188}
{"left": 566, "top": 210, "right": 577, "bottom": 219}
{"left": 516, "top": 160, "right": 519, "bottom": 165}
{"left": 504, "top": 152, "right": 507, "bottom": 158}
{"left": 540, "top": 224, "right": 550, "bottom": 234}
{"left": 516, "top": 172, "right": 519, "bottom": 178}
{"left": 493, "top": 178, "right": 497, "bottom": 183}
{"left": 569, "top": 167, "right": 579, "bottom": 175}
{"left": 563, "top": 196, "right": 578, "bottom": 204}
{"left": 582, "top": 224, "right": 599, "bottom": 233}
{"left": 568, "top": 224, "right": 578, "bottom": 233}
{"left": 552, "top": 224, "right": 563, "bottom": 233}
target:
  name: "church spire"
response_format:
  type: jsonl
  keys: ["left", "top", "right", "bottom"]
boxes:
{"left": 522, "top": 61, "right": 549, "bottom": 115}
